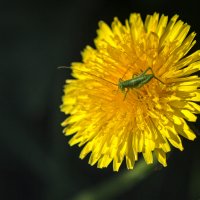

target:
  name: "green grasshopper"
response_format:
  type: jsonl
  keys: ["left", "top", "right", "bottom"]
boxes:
{"left": 118, "top": 67, "right": 164, "bottom": 99}
{"left": 59, "top": 66, "right": 164, "bottom": 99}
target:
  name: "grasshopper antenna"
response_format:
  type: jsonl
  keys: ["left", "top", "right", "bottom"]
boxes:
{"left": 58, "top": 66, "right": 118, "bottom": 86}
{"left": 58, "top": 66, "right": 71, "bottom": 69}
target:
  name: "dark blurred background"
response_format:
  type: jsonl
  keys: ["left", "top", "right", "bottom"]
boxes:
{"left": 1, "top": 0, "right": 200, "bottom": 199}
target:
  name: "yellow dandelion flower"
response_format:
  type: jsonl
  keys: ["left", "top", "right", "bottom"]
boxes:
{"left": 60, "top": 13, "right": 200, "bottom": 171}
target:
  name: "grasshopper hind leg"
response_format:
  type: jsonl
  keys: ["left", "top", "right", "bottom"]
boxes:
{"left": 123, "top": 88, "right": 129, "bottom": 101}
{"left": 144, "top": 67, "right": 165, "bottom": 85}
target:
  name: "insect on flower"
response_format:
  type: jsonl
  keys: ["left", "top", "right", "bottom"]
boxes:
{"left": 118, "top": 67, "right": 165, "bottom": 99}
{"left": 59, "top": 66, "right": 165, "bottom": 100}
{"left": 61, "top": 13, "right": 200, "bottom": 171}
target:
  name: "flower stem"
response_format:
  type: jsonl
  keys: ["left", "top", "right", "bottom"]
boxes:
{"left": 71, "top": 159, "right": 158, "bottom": 200}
